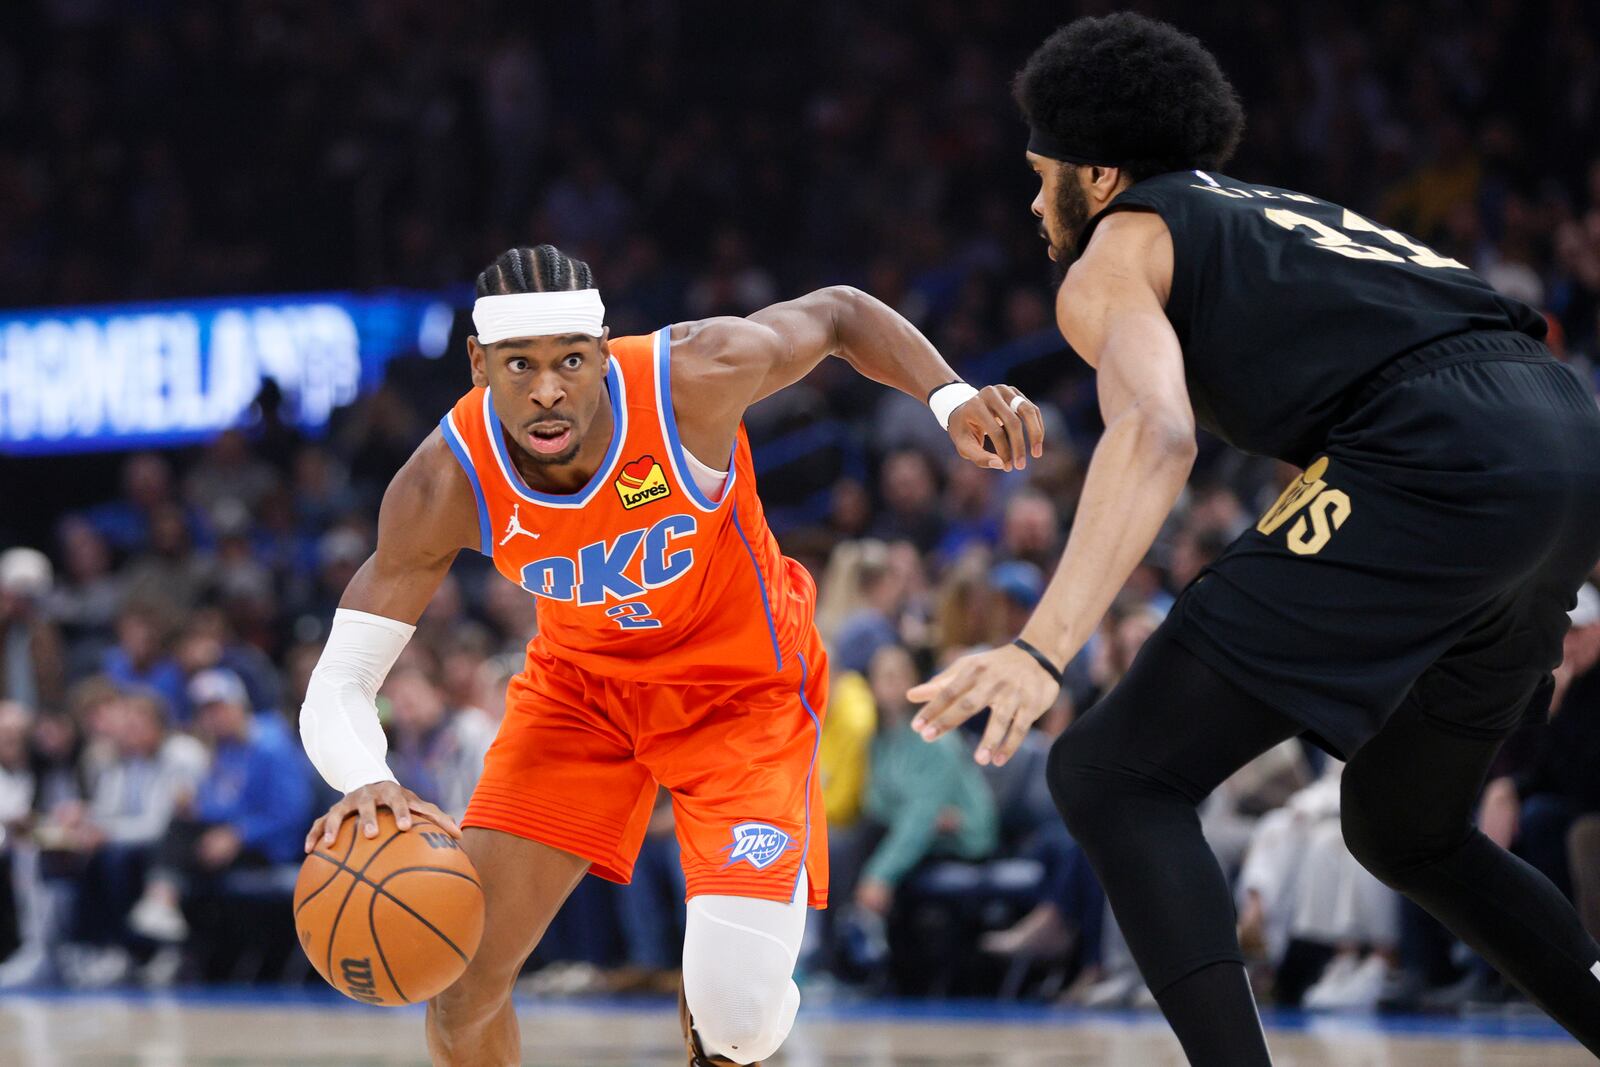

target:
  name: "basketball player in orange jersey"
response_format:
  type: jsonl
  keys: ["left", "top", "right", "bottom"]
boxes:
{"left": 295, "top": 244, "right": 1044, "bottom": 1066}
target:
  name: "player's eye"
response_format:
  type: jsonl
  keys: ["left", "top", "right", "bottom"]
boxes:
{"left": 562, "top": 353, "right": 584, "bottom": 370}
{"left": 507, "top": 358, "right": 529, "bottom": 373}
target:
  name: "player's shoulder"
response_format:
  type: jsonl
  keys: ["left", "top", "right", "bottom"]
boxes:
{"left": 380, "top": 426, "right": 482, "bottom": 552}
{"left": 663, "top": 315, "right": 786, "bottom": 381}
{"left": 1070, "top": 208, "right": 1174, "bottom": 295}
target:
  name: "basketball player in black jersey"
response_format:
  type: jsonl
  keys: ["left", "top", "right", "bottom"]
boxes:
{"left": 909, "top": 13, "right": 1600, "bottom": 1065}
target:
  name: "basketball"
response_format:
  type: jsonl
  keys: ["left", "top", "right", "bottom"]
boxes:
{"left": 293, "top": 810, "right": 484, "bottom": 1006}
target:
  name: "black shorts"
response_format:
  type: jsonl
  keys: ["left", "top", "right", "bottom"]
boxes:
{"left": 1168, "top": 332, "right": 1600, "bottom": 757}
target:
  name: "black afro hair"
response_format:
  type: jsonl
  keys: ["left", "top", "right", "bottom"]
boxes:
{"left": 1014, "top": 13, "right": 1245, "bottom": 182}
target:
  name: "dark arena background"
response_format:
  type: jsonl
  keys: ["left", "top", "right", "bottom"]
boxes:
{"left": 2, "top": 2, "right": 1599, "bottom": 1064}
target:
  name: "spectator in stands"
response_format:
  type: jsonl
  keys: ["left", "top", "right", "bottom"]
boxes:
{"left": 985, "top": 560, "right": 1045, "bottom": 649}
{"left": 0, "top": 549, "right": 66, "bottom": 712}
{"left": 1236, "top": 762, "right": 1400, "bottom": 1010}
{"left": 184, "top": 430, "right": 280, "bottom": 516}
{"left": 998, "top": 489, "right": 1061, "bottom": 573}
{"left": 84, "top": 454, "right": 179, "bottom": 555}
{"left": 383, "top": 665, "right": 492, "bottom": 821}
{"left": 66, "top": 690, "right": 206, "bottom": 984}
{"left": 1167, "top": 522, "right": 1231, "bottom": 592}
{"left": 855, "top": 644, "right": 997, "bottom": 916}
{"left": 120, "top": 503, "right": 212, "bottom": 622}
{"left": 935, "top": 456, "right": 1003, "bottom": 562}
{"left": 101, "top": 606, "right": 186, "bottom": 724}
{"left": 172, "top": 609, "right": 281, "bottom": 720}
{"left": 816, "top": 540, "right": 904, "bottom": 674}
{"left": 127, "top": 670, "right": 310, "bottom": 946}
{"left": 49, "top": 519, "right": 123, "bottom": 673}
{"left": 870, "top": 450, "right": 947, "bottom": 554}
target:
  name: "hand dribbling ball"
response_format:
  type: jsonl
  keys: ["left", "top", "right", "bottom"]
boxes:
{"left": 294, "top": 809, "right": 484, "bottom": 1005}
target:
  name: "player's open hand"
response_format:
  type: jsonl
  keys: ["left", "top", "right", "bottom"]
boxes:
{"left": 907, "top": 643, "right": 1060, "bottom": 767}
{"left": 304, "top": 781, "right": 461, "bottom": 853}
{"left": 949, "top": 385, "right": 1044, "bottom": 472}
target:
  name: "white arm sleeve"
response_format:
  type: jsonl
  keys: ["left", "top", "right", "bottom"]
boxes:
{"left": 299, "top": 607, "right": 414, "bottom": 794}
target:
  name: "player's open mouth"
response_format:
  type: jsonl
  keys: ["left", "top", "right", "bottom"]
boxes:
{"left": 526, "top": 423, "right": 573, "bottom": 454}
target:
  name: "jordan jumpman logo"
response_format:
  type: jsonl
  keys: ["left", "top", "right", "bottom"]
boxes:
{"left": 500, "top": 504, "right": 540, "bottom": 545}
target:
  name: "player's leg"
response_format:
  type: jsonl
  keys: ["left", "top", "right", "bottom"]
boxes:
{"left": 681, "top": 872, "right": 809, "bottom": 1064}
{"left": 1046, "top": 626, "right": 1299, "bottom": 1067}
{"left": 427, "top": 653, "right": 658, "bottom": 1066}
{"left": 425, "top": 831, "right": 588, "bottom": 1067}
{"left": 643, "top": 638, "right": 829, "bottom": 1065}
{"left": 1341, "top": 685, "right": 1600, "bottom": 1054}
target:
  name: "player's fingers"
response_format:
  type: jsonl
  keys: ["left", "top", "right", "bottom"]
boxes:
{"left": 995, "top": 385, "right": 1044, "bottom": 459}
{"left": 978, "top": 400, "right": 1017, "bottom": 470}
{"left": 973, "top": 700, "right": 1014, "bottom": 767}
{"left": 357, "top": 795, "right": 379, "bottom": 838}
{"left": 412, "top": 801, "right": 462, "bottom": 839}
{"left": 907, "top": 670, "right": 952, "bottom": 707}
{"left": 918, "top": 683, "right": 992, "bottom": 741}
{"left": 911, "top": 671, "right": 977, "bottom": 736}
{"left": 950, "top": 427, "right": 1001, "bottom": 470}
{"left": 991, "top": 703, "right": 1035, "bottom": 767}
{"left": 386, "top": 788, "right": 413, "bottom": 832}
{"left": 304, "top": 814, "right": 325, "bottom": 853}
{"left": 1019, "top": 397, "right": 1046, "bottom": 457}
{"left": 987, "top": 389, "right": 1028, "bottom": 471}
{"left": 319, "top": 800, "right": 351, "bottom": 846}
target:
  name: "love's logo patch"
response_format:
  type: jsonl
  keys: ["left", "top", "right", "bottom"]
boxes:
{"left": 615, "top": 455, "right": 671, "bottom": 510}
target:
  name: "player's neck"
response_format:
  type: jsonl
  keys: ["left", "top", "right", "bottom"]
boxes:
{"left": 506, "top": 395, "right": 616, "bottom": 495}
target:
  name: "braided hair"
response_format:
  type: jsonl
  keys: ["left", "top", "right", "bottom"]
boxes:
{"left": 474, "top": 245, "right": 596, "bottom": 296}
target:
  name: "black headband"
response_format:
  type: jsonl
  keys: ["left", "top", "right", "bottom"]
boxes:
{"left": 1027, "top": 126, "right": 1118, "bottom": 167}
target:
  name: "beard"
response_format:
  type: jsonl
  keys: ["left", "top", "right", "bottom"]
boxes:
{"left": 1045, "top": 170, "right": 1093, "bottom": 274}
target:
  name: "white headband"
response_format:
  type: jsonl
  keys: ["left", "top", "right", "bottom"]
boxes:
{"left": 472, "top": 290, "right": 605, "bottom": 343}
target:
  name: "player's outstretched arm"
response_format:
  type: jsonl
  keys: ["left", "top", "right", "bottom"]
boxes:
{"left": 300, "top": 432, "right": 480, "bottom": 850}
{"left": 910, "top": 212, "right": 1196, "bottom": 765}
{"left": 669, "top": 286, "right": 1045, "bottom": 472}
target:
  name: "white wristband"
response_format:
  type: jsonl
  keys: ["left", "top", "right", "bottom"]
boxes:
{"left": 928, "top": 382, "right": 979, "bottom": 430}
{"left": 300, "top": 608, "right": 413, "bottom": 794}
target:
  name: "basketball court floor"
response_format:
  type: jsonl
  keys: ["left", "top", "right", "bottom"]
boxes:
{"left": 0, "top": 990, "right": 1588, "bottom": 1066}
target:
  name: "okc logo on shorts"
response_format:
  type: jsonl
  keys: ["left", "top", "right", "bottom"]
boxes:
{"left": 721, "top": 822, "right": 796, "bottom": 871}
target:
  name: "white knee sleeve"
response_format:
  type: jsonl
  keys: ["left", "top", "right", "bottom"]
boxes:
{"left": 682, "top": 872, "right": 808, "bottom": 1065}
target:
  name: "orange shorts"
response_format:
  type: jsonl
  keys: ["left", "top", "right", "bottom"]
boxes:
{"left": 462, "top": 628, "right": 829, "bottom": 908}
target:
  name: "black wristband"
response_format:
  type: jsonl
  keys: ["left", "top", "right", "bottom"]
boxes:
{"left": 1011, "top": 637, "right": 1064, "bottom": 687}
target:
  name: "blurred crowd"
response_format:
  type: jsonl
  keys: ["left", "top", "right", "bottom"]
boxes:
{"left": 2, "top": 0, "right": 1600, "bottom": 1018}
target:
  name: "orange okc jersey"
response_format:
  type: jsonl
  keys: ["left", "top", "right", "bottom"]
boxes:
{"left": 439, "top": 328, "right": 816, "bottom": 684}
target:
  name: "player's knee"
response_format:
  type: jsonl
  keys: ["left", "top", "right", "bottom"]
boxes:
{"left": 1046, "top": 726, "right": 1115, "bottom": 842}
{"left": 1340, "top": 764, "right": 1421, "bottom": 886}
{"left": 684, "top": 968, "right": 793, "bottom": 1062}
{"left": 428, "top": 955, "right": 515, "bottom": 1028}
{"left": 1043, "top": 729, "right": 1107, "bottom": 844}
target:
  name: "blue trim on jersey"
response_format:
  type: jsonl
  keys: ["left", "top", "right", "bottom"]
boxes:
{"left": 654, "top": 328, "right": 732, "bottom": 511}
{"left": 793, "top": 651, "right": 822, "bottom": 906}
{"left": 731, "top": 505, "right": 783, "bottom": 672}
{"left": 484, "top": 359, "right": 625, "bottom": 508}
{"left": 438, "top": 413, "right": 494, "bottom": 556}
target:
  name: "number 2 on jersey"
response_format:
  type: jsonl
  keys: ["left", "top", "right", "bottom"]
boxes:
{"left": 1264, "top": 208, "right": 1466, "bottom": 270}
{"left": 606, "top": 601, "right": 661, "bottom": 630}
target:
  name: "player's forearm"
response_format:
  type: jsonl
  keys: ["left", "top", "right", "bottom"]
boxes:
{"left": 827, "top": 286, "right": 965, "bottom": 399}
{"left": 1019, "top": 407, "right": 1195, "bottom": 667}
{"left": 300, "top": 607, "right": 413, "bottom": 793}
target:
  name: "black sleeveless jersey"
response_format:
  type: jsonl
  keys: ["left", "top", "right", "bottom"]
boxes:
{"left": 1076, "top": 170, "right": 1547, "bottom": 466}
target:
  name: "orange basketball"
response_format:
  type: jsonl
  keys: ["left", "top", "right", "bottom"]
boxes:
{"left": 293, "top": 809, "right": 484, "bottom": 1006}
